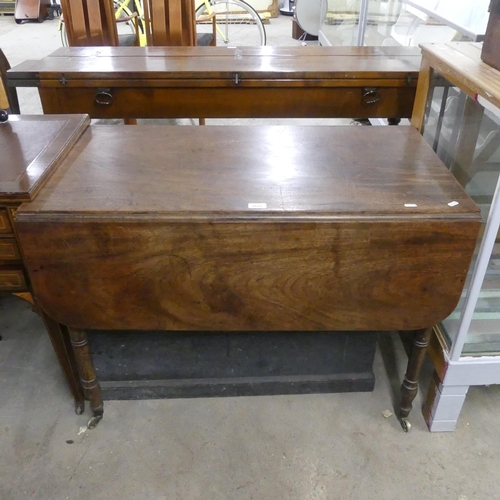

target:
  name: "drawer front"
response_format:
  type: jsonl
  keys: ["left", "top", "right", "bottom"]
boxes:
{"left": 39, "top": 86, "right": 417, "bottom": 120}
{"left": 0, "top": 238, "right": 21, "bottom": 261}
{"left": 0, "top": 209, "right": 12, "bottom": 234}
{"left": 0, "top": 269, "right": 27, "bottom": 291}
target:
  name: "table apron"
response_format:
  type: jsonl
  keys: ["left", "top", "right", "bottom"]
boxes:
{"left": 38, "top": 86, "right": 417, "bottom": 119}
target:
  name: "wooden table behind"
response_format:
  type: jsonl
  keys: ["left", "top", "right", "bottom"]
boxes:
{"left": 8, "top": 46, "right": 421, "bottom": 120}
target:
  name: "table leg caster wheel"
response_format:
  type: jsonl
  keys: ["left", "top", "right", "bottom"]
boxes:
{"left": 87, "top": 411, "right": 103, "bottom": 429}
{"left": 400, "top": 418, "right": 412, "bottom": 433}
{"left": 75, "top": 401, "right": 85, "bottom": 415}
{"left": 0, "top": 110, "right": 8, "bottom": 123}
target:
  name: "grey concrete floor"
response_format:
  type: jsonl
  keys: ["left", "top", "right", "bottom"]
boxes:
{"left": 2, "top": 12, "right": 500, "bottom": 500}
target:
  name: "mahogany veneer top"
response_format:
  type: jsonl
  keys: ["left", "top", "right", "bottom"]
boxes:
{"left": 18, "top": 125, "right": 478, "bottom": 221}
{"left": 0, "top": 114, "right": 89, "bottom": 202}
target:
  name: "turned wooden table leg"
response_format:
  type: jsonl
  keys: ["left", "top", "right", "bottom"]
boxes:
{"left": 399, "top": 326, "right": 433, "bottom": 432}
{"left": 68, "top": 327, "right": 104, "bottom": 428}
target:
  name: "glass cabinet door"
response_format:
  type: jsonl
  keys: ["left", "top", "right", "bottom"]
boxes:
{"left": 422, "top": 70, "right": 500, "bottom": 355}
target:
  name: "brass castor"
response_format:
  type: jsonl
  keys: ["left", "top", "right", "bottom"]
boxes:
{"left": 400, "top": 418, "right": 412, "bottom": 433}
{"left": 88, "top": 410, "right": 103, "bottom": 429}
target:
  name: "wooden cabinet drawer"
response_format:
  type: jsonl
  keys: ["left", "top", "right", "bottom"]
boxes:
{"left": 0, "top": 238, "right": 21, "bottom": 261}
{"left": 0, "top": 209, "right": 12, "bottom": 234}
{"left": 0, "top": 269, "right": 27, "bottom": 291}
{"left": 39, "top": 86, "right": 417, "bottom": 120}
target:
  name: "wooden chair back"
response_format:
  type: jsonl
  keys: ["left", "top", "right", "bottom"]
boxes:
{"left": 0, "top": 49, "right": 20, "bottom": 114}
{"left": 60, "top": 0, "right": 119, "bottom": 46}
{"left": 143, "top": 0, "right": 197, "bottom": 46}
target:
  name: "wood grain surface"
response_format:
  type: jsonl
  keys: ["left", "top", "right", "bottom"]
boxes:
{"left": 15, "top": 125, "right": 480, "bottom": 331}
{"left": 18, "top": 218, "right": 479, "bottom": 331}
{"left": 9, "top": 46, "right": 422, "bottom": 83}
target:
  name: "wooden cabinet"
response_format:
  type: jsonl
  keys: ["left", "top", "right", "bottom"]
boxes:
{"left": 1, "top": 115, "right": 87, "bottom": 292}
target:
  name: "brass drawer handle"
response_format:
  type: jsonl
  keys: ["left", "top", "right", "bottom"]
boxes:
{"left": 95, "top": 89, "right": 114, "bottom": 106}
{"left": 362, "top": 87, "right": 381, "bottom": 106}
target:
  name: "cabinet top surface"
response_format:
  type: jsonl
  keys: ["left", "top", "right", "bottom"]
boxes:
{"left": 0, "top": 114, "right": 89, "bottom": 203}
{"left": 8, "top": 46, "right": 421, "bottom": 82}
{"left": 420, "top": 42, "right": 500, "bottom": 109}
{"left": 18, "top": 125, "right": 479, "bottom": 221}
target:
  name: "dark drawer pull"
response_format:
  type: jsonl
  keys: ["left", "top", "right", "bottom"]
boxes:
{"left": 95, "top": 89, "right": 114, "bottom": 106}
{"left": 362, "top": 87, "right": 381, "bottom": 106}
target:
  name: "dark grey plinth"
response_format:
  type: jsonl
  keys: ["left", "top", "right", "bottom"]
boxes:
{"left": 88, "top": 331, "right": 378, "bottom": 400}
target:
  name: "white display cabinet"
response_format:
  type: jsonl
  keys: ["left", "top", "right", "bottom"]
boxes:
{"left": 412, "top": 42, "right": 500, "bottom": 431}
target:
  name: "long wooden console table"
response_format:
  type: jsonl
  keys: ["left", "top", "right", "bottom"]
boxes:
{"left": 13, "top": 123, "right": 480, "bottom": 431}
{"left": 7, "top": 46, "right": 421, "bottom": 120}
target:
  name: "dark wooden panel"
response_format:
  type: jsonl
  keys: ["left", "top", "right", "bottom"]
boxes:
{"left": 481, "top": 6, "right": 500, "bottom": 71}
{"left": 38, "top": 86, "right": 417, "bottom": 119}
{"left": 89, "top": 330, "right": 377, "bottom": 399}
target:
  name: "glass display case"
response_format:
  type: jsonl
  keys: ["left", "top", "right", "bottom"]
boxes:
{"left": 412, "top": 41, "right": 500, "bottom": 431}
{"left": 318, "top": 0, "right": 403, "bottom": 46}
{"left": 402, "top": 0, "right": 490, "bottom": 40}
{"left": 317, "top": 0, "right": 489, "bottom": 47}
